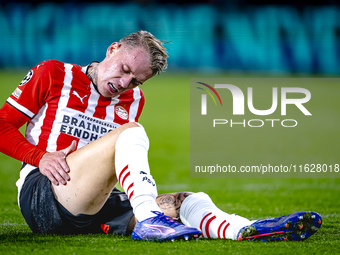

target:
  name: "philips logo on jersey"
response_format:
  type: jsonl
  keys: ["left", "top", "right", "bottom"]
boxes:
{"left": 59, "top": 113, "right": 119, "bottom": 142}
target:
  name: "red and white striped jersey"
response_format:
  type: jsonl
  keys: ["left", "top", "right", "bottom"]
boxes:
{"left": 7, "top": 60, "right": 145, "bottom": 152}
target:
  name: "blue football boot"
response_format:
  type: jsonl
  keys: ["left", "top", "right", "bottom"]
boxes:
{"left": 237, "top": 211, "right": 322, "bottom": 241}
{"left": 132, "top": 211, "right": 201, "bottom": 241}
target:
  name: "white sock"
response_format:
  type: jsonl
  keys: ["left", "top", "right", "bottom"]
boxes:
{"left": 115, "top": 126, "right": 161, "bottom": 221}
{"left": 180, "top": 192, "right": 254, "bottom": 240}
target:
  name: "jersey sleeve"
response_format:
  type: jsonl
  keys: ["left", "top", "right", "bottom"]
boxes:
{"left": 6, "top": 60, "right": 53, "bottom": 118}
{"left": 0, "top": 61, "right": 54, "bottom": 166}
{"left": 0, "top": 103, "right": 47, "bottom": 167}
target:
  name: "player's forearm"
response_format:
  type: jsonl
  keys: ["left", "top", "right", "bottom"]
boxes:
{"left": 0, "top": 119, "right": 46, "bottom": 167}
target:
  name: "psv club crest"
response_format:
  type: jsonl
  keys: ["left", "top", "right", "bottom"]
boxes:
{"left": 115, "top": 106, "right": 129, "bottom": 120}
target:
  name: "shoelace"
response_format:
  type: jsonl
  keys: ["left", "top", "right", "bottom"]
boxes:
{"left": 150, "top": 211, "right": 182, "bottom": 227}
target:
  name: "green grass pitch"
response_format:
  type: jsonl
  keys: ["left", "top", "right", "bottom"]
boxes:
{"left": 0, "top": 70, "right": 339, "bottom": 254}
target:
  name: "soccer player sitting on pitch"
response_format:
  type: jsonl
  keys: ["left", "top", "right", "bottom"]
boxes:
{"left": 0, "top": 30, "right": 322, "bottom": 241}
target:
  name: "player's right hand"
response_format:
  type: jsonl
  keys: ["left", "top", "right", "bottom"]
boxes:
{"left": 38, "top": 141, "right": 77, "bottom": 186}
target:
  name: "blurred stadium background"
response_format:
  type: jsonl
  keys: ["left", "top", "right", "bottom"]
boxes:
{"left": 1, "top": 0, "right": 340, "bottom": 74}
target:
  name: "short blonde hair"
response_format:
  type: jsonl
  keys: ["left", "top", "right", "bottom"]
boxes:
{"left": 120, "top": 31, "right": 168, "bottom": 76}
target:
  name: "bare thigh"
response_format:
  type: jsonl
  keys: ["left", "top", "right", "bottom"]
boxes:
{"left": 52, "top": 122, "right": 139, "bottom": 215}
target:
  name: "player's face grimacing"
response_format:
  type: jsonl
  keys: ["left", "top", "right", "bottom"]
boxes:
{"left": 96, "top": 42, "right": 153, "bottom": 98}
